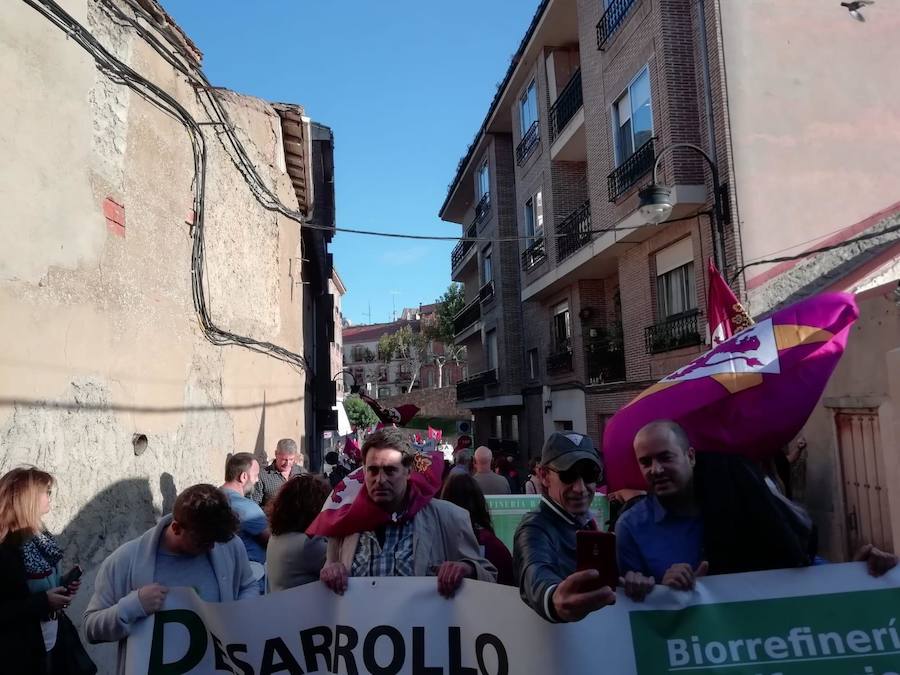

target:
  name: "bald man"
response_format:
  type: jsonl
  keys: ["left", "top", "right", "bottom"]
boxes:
{"left": 472, "top": 446, "right": 511, "bottom": 495}
{"left": 616, "top": 419, "right": 897, "bottom": 602}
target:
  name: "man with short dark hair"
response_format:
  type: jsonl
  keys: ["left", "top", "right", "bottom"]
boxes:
{"left": 617, "top": 419, "right": 898, "bottom": 602}
{"left": 472, "top": 446, "right": 511, "bottom": 495}
{"left": 252, "top": 438, "right": 306, "bottom": 508}
{"left": 221, "top": 453, "right": 269, "bottom": 590}
{"left": 514, "top": 432, "right": 617, "bottom": 622}
{"left": 84, "top": 484, "right": 256, "bottom": 673}
{"left": 320, "top": 427, "right": 496, "bottom": 597}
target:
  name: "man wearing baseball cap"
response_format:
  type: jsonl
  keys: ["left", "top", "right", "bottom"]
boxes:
{"left": 513, "top": 432, "right": 616, "bottom": 622}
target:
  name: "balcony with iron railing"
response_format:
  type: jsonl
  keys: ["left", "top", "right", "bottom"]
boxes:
{"left": 596, "top": 0, "right": 638, "bottom": 51}
{"left": 546, "top": 338, "right": 574, "bottom": 375}
{"left": 585, "top": 332, "right": 626, "bottom": 385}
{"left": 608, "top": 137, "right": 655, "bottom": 202}
{"left": 450, "top": 222, "right": 478, "bottom": 272}
{"left": 479, "top": 280, "right": 495, "bottom": 304}
{"left": 456, "top": 369, "right": 498, "bottom": 401}
{"left": 644, "top": 309, "right": 703, "bottom": 354}
{"left": 556, "top": 200, "right": 592, "bottom": 263}
{"left": 473, "top": 192, "right": 491, "bottom": 228}
{"left": 453, "top": 299, "right": 481, "bottom": 337}
{"left": 516, "top": 120, "right": 540, "bottom": 165}
{"left": 521, "top": 237, "right": 546, "bottom": 271}
{"left": 549, "top": 69, "right": 583, "bottom": 143}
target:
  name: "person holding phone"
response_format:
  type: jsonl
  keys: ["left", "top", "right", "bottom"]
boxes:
{"left": 513, "top": 432, "right": 617, "bottom": 622}
{"left": 0, "top": 466, "right": 95, "bottom": 674}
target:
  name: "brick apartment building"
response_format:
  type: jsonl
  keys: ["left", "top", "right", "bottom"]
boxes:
{"left": 343, "top": 304, "right": 466, "bottom": 398}
{"left": 440, "top": 0, "right": 900, "bottom": 462}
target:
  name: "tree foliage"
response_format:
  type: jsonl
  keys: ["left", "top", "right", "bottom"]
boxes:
{"left": 343, "top": 394, "right": 378, "bottom": 429}
{"left": 427, "top": 284, "right": 467, "bottom": 387}
{"left": 376, "top": 332, "right": 398, "bottom": 364}
{"left": 428, "top": 283, "right": 465, "bottom": 345}
{"left": 394, "top": 325, "right": 429, "bottom": 393}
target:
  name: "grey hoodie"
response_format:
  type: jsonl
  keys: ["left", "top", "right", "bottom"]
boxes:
{"left": 82, "top": 514, "right": 257, "bottom": 673}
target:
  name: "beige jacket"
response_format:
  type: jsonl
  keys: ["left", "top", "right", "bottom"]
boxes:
{"left": 326, "top": 499, "right": 497, "bottom": 582}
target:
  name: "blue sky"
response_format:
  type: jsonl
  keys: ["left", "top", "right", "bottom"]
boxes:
{"left": 162, "top": 0, "right": 537, "bottom": 325}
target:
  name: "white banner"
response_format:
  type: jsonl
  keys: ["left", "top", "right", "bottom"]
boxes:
{"left": 126, "top": 563, "right": 900, "bottom": 674}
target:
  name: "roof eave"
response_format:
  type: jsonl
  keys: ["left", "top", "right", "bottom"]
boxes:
{"left": 438, "top": 0, "right": 553, "bottom": 219}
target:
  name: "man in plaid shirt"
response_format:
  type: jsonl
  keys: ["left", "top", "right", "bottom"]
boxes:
{"left": 320, "top": 428, "right": 496, "bottom": 597}
{"left": 251, "top": 438, "right": 307, "bottom": 508}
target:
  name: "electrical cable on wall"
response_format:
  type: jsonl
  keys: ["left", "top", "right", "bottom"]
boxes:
{"left": 729, "top": 220, "right": 900, "bottom": 285}
{"left": 95, "top": 0, "right": 900, "bottom": 279}
{"left": 24, "top": 0, "right": 311, "bottom": 373}
{"left": 21, "top": 0, "right": 736, "bottom": 248}
{"left": 24, "top": 0, "right": 900, "bottom": 315}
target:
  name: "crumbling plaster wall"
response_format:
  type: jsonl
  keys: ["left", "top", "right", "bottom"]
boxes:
{"left": 799, "top": 287, "right": 900, "bottom": 562}
{"left": 0, "top": 1, "right": 305, "bottom": 668}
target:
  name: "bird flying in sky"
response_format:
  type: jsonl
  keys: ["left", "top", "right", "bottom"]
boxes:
{"left": 841, "top": 0, "right": 875, "bottom": 22}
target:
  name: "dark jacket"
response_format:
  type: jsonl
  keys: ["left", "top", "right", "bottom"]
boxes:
{"left": 477, "top": 527, "right": 515, "bottom": 586}
{"left": 0, "top": 534, "right": 52, "bottom": 675}
{"left": 513, "top": 496, "right": 592, "bottom": 622}
{"left": 694, "top": 452, "right": 813, "bottom": 574}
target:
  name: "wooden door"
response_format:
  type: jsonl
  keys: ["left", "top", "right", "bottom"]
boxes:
{"left": 835, "top": 409, "right": 893, "bottom": 555}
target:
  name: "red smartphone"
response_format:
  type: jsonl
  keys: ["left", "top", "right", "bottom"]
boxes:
{"left": 576, "top": 530, "right": 618, "bottom": 590}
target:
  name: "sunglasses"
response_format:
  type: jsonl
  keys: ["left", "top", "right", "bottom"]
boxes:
{"left": 549, "top": 464, "right": 601, "bottom": 485}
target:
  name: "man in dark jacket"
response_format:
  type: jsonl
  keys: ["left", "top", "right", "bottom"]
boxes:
{"left": 513, "top": 432, "right": 616, "bottom": 622}
{"left": 616, "top": 419, "right": 898, "bottom": 601}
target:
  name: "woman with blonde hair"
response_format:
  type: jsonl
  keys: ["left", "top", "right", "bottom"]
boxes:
{"left": 0, "top": 466, "right": 95, "bottom": 674}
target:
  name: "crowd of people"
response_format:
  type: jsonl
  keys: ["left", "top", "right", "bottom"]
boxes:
{"left": 2, "top": 421, "right": 897, "bottom": 673}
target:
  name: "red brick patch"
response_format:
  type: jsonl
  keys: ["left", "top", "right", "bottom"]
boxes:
{"left": 103, "top": 198, "right": 125, "bottom": 237}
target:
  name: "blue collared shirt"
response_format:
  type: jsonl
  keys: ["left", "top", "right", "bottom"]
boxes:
{"left": 615, "top": 495, "right": 704, "bottom": 580}
{"left": 350, "top": 518, "right": 415, "bottom": 578}
{"left": 223, "top": 488, "right": 268, "bottom": 564}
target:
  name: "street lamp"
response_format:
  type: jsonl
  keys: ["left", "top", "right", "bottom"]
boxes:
{"left": 333, "top": 369, "right": 361, "bottom": 395}
{"left": 638, "top": 142, "right": 729, "bottom": 270}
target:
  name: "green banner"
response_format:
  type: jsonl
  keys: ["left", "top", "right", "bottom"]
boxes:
{"left": 485, "top": 494, "right": 609, "bottom": 550}
{"left": 630, "top": 587, "right": 900, "bottom": 674}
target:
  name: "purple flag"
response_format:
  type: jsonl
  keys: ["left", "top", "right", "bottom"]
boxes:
{"left": 603, "top": 293, "right": 859, "bottom": 490}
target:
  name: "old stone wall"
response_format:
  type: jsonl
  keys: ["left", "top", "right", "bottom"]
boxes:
{"left": 379, "top": 387, "right": 470, "bottom": 421}
{"left": 0, "top": 1, "right": 305, "bottom": 670}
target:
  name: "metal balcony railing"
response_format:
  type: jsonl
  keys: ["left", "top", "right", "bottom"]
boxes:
{"left": 585, "top": 336, "right": 626, "bottom": 385}
{"left": 516, "top": 120, "right": 540, "bottom": 165}
{"left": 549, "top": 69, "right": 583, "bottom": 143}
{"left": 644, "top": 309, "right": 703, "bottom": 354}
{"left": 473, "top": 192, "right": 491, "bottom": 227}
{"left": 521, "top": 237, "right": 546, "bottom": 271}
{"left": 546, "top": 347, "right": 574, "bottom": 375}
{"left": 450, "top": 222, "right": 477, "bottom": 270}
{"left": 479, "top": 280, "right": 495, "bottom": 303}
{"left": 596, "top": 0, "right": 638, "bottom": 51}
{"left": 556, "top": 201, "right": 592, "bottom": 262}
{"left": 456, "top": 369, "right": 498, "bottom": 401}
{"left": 453, "top": 299, "right": 481, "bottom": 336}
{"left": 607, "top": 137, "right": 655, "bottom": 202}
